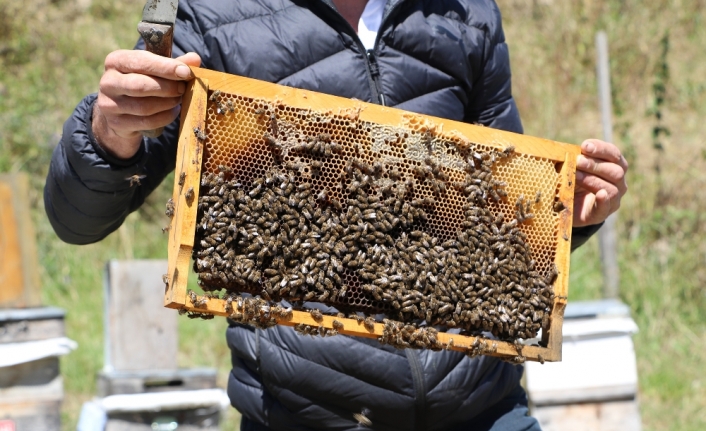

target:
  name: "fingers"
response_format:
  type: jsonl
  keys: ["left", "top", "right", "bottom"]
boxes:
{"left": 576, "top": 139, "right": 628, "bottom": 206}
{"left": 103, "top": 105, "right": 182, "bottom": 139}
{"left": 580, "top": 139, "right": 629, "bottom": 172}
{"left": 105, "top": 49, "right": 196, "bottom": 80}
{"left": 573, "top": 140, "right": 629, "bottom": 226}
{"left": 100, "top": 70, "right": 187, "bottom": 98}
{"left": 95, "top": 50, "right": 203, "bottom": 140}
{"left": 575, "top": 170, "right": 626, "bottom": 201}
{"left": 97, "top": 92, "right": 182, "bottom": 117}
{"left": 100, "top": 50, "right": 203, "bottom": 99}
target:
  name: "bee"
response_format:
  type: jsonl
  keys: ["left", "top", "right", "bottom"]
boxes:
{"left": 553, "top": 200, "right": 566, "bottom": 212}
{"left": 218, "top": 165, "right": 233, "bottom": 174}
{"left": 224, "top": 295, "right": 234, "bottom": 314}
{"left": 534, "top": 191, "right": 542, "bottom": 204}
{"left": 209, "top": 90, "right": 221, "bottom": 102}
{"left": 161, "top": 225, "right": 171, "bottom": 234}
{"left": 353, "top": 409, "right": 372, "bottom": 427}
{"left": 254, "top": 107, "right": 267, "bottom": 116}
{"left": 193, "top": 127, "right": 207, "bottom": 141}
{"left": 363, "top": 316, "right": 376, "bottom": 332}
{"left": 537, "top": 354, "right": 545, "bottom": 365}
{"left": 226, "top": 99, "right": 235, "bottom": 113}
{"left": 192, "top": 293, "right": 209, "bottom": 308}
{"left": 178, "top": 172, "right": 186, "bottom": 186}
{"left": 294, "top": 324, "right": 308, "bottom": 335}
{"left": 546, "top": 265, "right": 558, "bottom": 285}
{"left": 185, "top": 187, "right": 195, "bottom": 204}
{"left": 332, "top": 319, "right": 344, "bottom": 331}
{"left": 269, "top": 114, "right": 279, "bottom": 136}
{"left": 309, "top": 309, "right": 324, "bottom": 323}
{"left": 162, "top": 274, "right": 170, "bottom": 285}
{"left": 264, "top": 133, "right": 279, "bottom": 148}
{"left": 350, "top": 313, "right": 364, "bottom": 324}
{"left": 126, "top": 174, "right": 146, "bottom": 187}
{"left": 164, "top": 198, "right": 174, "bottom": 218}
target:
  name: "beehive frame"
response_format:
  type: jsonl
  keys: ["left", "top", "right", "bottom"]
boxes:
{"left": 163, "top": 67, "right": 580, "bottom": 362}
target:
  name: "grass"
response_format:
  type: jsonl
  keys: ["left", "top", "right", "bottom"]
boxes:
{"left": 1, "top": 0, "right": 705, "bottom": 430}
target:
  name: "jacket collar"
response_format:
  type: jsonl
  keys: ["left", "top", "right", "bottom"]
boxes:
{"left": 318, "top": 0, "right": 407, "bottom": 25}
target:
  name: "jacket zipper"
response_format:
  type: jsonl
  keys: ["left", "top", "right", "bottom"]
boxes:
{"left": 318, "top": 0, "right": 407, "bottom": 106}
{"left": 405, "top": 349, "right": 427, "bottom": 431}
{"left": 366, "top": 50, "right": 386, "bottom": 106}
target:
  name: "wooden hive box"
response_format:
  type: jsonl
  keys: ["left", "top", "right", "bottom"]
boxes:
{"left": 162, "top": 67, "right": 580, "bottom": 363}
{"left": 0, "top": 173, "right": 41, "bottom": 309}
{"left": 0, "top": 307, "right": 67, "bottom": 431}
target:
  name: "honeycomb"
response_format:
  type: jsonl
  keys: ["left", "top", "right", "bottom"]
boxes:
{"left": 190, "top": 89, "right": 564, "bottom": 341}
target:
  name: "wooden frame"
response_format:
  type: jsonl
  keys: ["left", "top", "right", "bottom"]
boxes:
{"left": 163, "top": 67, "right": 580, "bottom": 362}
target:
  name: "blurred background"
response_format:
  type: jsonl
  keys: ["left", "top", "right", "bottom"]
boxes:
{"left": 0, "top": 0, "right": 704, "bottom": 430}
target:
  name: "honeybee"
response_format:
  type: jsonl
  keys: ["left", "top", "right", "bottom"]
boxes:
{"left": 193, "top": 127, "right": 207, "bottom": 141}
{"left": 269, "top": 114, "right": 279, "bottom": 136}
{"left": 209, "top": 90, "right": 221, "bottom": 101}
{"left": 185, "top": 187, "right": 195, "bottom": 204}
{"left": 363, "top": 316, "right": 376, "bottom": 332}
{"left": 309, "top": 309, "right": 324, "bottom": 322}
{"left": 126, "top": 174, "right": 146, "bottom": 187}
{"left": 224, "top": 295, "right": 234, "bottom": 314}
{"left": 353, "top": 409, "right": 372, "bottom": 427}
{"left": 332, "top": 319, "right": 344, "bottom": 331}
{"left": 178, "top": 172, "right": 186, "bottom": 186}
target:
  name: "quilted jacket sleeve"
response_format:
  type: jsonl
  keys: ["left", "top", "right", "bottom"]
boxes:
{"left": 465, "top": 1, "right": 601, "bottom": 250}
{"left": 44, "top": 2, "right": 205, "bottom": 244}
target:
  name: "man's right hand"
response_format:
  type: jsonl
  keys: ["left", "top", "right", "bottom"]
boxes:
{"left": 92, "top": 50, "right": 202, "bottom": 160}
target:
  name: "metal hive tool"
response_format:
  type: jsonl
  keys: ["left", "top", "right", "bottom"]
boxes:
{"left": 163, "top": 67, "right": 581, "bottom": 363}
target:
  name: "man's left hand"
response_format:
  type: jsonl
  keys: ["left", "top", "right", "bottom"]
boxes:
{"left": 573, "top": 139, "right": 628, "bottom": 227}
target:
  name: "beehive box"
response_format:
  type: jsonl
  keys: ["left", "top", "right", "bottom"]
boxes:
{"left": 163, "top": 67, "right": 581, "bottom": 363}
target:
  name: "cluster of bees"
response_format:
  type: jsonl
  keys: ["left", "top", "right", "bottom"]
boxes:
{"left": 186, "top": 113, "right": 556, "bottom": 346}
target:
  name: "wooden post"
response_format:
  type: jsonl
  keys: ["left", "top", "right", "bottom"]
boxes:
{"left": 596, "top": 32, "right": 620, "bottom": 299}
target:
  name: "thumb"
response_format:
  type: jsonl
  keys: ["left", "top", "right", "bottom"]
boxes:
{"left": 174, "top": 52, "right": 202, "bottom": 79}
{"left": 581, "top": 189, "right": 611, "bottom": 225}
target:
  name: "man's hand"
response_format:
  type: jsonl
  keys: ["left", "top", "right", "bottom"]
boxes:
{"left": 573, "top": 139, "right": 628, "bottom": 227}
{"left": 92, "top": 50, "right": 202, "bottom": 160}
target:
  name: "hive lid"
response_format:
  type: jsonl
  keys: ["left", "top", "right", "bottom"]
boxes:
{"left": 0, "top": 306, "right": 65, "bottom": 322}
{"left": 564, "top": 299, "right": 631, "bottom": 320}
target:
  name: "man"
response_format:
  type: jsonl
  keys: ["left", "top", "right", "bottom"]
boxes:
{"left": 46, "top": 0, "right": 627, "bottom": 429}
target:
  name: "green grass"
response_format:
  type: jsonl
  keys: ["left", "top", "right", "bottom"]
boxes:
{"left": 2, "top": 0, "right": 706, "bottom": 430}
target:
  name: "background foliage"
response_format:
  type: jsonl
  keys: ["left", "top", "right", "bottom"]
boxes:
{"left": 1, "top": 0, "right": 704, "bottom": 429}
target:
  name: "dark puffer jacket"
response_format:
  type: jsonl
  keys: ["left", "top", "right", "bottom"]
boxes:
{"left": 45, "top": 0, "right": 601, "bottom": 429}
